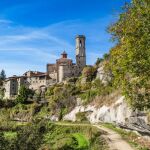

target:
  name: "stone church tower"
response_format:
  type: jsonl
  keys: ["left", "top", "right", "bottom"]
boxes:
{"left": 76, "top": 35, "right": 86, "bottom": 72}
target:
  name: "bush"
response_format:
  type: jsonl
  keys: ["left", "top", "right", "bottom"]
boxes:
{"left": 0, "top": 88, "right": 4, "bottom": 99}
{"left": 14, "top": 121, "right": 47, "bottom": 150}
{"left": 45, "top": 86, "right": 55, "bottom": 97}
{"left": 0, "top": 132, "right": 10, "bottom": 150}
{"left": 79, "top": 89, "right": 99, "bottom": 104}
{"left": 0, "top": 99, "right": 4, "bottom": 108}
{"left": 16, "top": 85, "right": 34, "bottom": 104}
{"left": 82, "top": 66, "right": 97, "bottom": 81}
{"left": 80, "top": 82, "right": 92, "bottom": 91}
{"left": 67, "top": 77, "right": 78, "bottom": 83}
{"left": 76, "top": 112, "right": 88, "bottom": 122}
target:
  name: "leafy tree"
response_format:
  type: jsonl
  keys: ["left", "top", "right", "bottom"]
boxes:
{"left": 103, "top": 53, "right": 110, "bottom": 60}
{"left": 82, "top": 66, "right": 97, "bottom": 81}
{"left": 95, "top": 58, "right": 103, "bottom": 66}
{"left": 108, "top": 0, "right": 150, "bottom": 110}
{"left": 0, "top": 88, "right": 4, "bottom": 99}
{"left": 45, "top": 86, "right": 55, "bottom": 96}
{"left": 0, "top": 132, "right": 10, "bottom": 150}
{"left": 95, "top": 53, "right": 110, "bottom": 66}
{"left": 16, "top": 85, "right": 34, "bottom": 104}
{"left": 14, "top": 122, "right": 46, "bottom": 150}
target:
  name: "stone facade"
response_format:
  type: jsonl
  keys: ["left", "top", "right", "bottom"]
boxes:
{"left": 4, "top": 71, "right": 54, "bottom": 99}
{"left": 4, "top": 35, "right": 86, "bottom": 99}
{"left": 47, "top": 35, "right": 86, "bottom": 82}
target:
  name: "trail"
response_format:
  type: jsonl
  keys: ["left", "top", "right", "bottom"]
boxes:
{"left": 94, "top": 125, "right": 134, "bottom": 150}
{"left": 55, "top": 122, "right": 135, "bottom": 150}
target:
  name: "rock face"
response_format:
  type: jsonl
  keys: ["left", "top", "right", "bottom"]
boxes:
{"left": 64, "top": 96, "right": 130, "bottom": 123}
{"left": 96, "top": 65, "right": 111, "bottom": 85}
{"left": 63, "top": 96, "right": 150, "bottom": 135}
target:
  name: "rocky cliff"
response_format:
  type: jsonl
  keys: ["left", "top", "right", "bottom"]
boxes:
{"left": 63, "top": 96, "right": 150, "bottom": 136}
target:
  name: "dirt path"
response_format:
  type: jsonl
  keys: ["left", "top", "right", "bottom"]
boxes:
{"left": 55, "top": 122, "right": 134, "bottom": 150}
{"left": 94, "top": 125, "right": 134, "bottom": 150}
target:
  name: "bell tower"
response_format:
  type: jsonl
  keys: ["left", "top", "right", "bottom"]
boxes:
{"left": 76, "top": 35, "right": 86, "bottom": 70}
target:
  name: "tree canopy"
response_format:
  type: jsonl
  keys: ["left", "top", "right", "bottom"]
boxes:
{"left": 108, "top": 0, "right": 150, "bottom": 110}
{"left": 16, "top": 85, "right": 34, "bottom": 104}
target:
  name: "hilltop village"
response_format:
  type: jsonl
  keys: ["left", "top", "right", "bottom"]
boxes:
{"left": 4, "top": 35, "right": 86, "bottom": 99}
{"left": 0, "top": 1, "right": 150, "bottom": 149}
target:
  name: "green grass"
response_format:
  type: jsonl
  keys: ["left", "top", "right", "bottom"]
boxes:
{"left": 73, "top": 133, "right": 89, "bottom": 149}
{"left": 4, "top": 131, "right": 17, "bottom": 140}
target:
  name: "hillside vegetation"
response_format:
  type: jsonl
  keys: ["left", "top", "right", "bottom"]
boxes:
{"left": 0, "top": 120, "right": 108, "bottom": 150}
{"left": 108, "top": 0, "right": 150, "bottom": 110}
{"left": 0, "top": 0, "right": 150, "bottom": 149}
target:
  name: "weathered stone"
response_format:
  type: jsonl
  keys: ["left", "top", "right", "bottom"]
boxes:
{"left": 63, "top": 96, "right": 150, "bottom": 135}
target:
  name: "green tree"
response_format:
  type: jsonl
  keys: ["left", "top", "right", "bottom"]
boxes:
{"left": 0, "top": 70, "right": 6, "bottom": 80}
{"left": 108, "top": 0, "right": 150, "bottom": 110}
{"left": 0, "top": 132, "right": 9, "bottom": 150}
{"left": 103, "top": 53, "right": 110, "bottom": 60}
{"left": 16, "top": 85, "right": 34, "bottom": 104}
{"left": 14, "top": 122, "right": 46, "bottom": 150}
{"left": 0, "top": 88, "right": 4, "bottom": 99}
{"left": 0, "top": 69, "right": 6, "bottom": 86}
{"left": 82, "top": 66, "right": 97, "bottom": 81}
{"left": 95, "top": 58, "right": 103, "bottom": 66}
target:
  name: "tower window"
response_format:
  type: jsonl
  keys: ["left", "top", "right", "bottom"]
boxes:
{"left": 79, "top": 40, "right": 82, "bottom": 47}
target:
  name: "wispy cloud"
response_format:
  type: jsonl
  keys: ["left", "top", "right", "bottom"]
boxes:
{"left": 0, "top": 16, "right": 114, "bottom": 76}
{"left": 0, "top": 19, "right": 13, "bottom": 24}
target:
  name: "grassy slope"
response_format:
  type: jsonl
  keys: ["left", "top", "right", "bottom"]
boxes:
{"left": 1, "top": 121, "right": 108, "bottom": 150}
{"left": 4, "top": 131, "right": 17, "bottom": 140}
{"left": 72, "top": 133, "right": 89, "bottom": 149}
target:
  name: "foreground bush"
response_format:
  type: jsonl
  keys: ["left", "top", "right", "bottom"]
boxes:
{"left": 0, "top": 120, "right": 108, "bottom": 150}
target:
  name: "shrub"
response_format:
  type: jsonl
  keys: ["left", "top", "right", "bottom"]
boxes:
{"left": 14, "top": 121, "right": 47, "bottom": 150}
{"left": 16, "top": 85, "right": 34, "bottom": 104}
{"left": 0, "top": 88, "right": 4, "bottom": 99}
{"left": 76, "top": 112, "right": 88, "bottom": 122}
{"left": 0, "top": 99, "right": 4, "bottom": 108}
{"left": 82, "top": 66, "right": 97, "bottom": 81}
{"left": 0, "top": 132, "right": 10, "bottom": 150}
{"left": 80, "top": 82, "right": 92, "bottom": 91}
{"left": 45, "top": 86, "right": 55, "bottom": 97}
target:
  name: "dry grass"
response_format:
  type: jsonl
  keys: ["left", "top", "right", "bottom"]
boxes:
{"left": 90, "top": 90, "right": 122, "bottom": 108}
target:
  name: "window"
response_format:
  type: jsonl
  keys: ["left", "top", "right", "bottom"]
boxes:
{"left": 79, "top": 40, "right": 82, "bottom": 47}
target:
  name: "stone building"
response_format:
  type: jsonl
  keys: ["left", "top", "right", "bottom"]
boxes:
{"left": 4, "top": 71, "right": 54, "bottom": 99}
{"left": 47, "top": 35, "right": 86, "bottom": 82}
{"left": 4, "top": 35, "right": 86, "bottom": 99}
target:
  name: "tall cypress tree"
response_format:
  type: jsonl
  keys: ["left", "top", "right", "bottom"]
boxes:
{"left": 0, "top": 70, "right": 6, "bottom": 80}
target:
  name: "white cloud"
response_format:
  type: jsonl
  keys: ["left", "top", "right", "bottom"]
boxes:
{"left": 0, "top": 19, "right": 13, "bottom": 24}
{"left": 0, "top": 16, "right": 114, "bottom": 76}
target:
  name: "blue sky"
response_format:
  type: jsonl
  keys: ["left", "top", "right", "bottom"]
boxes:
{"left": 0, "top": 0, "right": 130, "bottom": 77}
